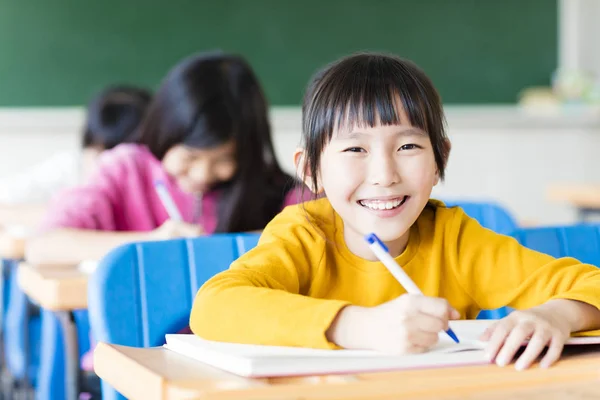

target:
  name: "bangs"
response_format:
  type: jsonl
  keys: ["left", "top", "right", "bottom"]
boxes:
{"left": 183, "top": 99, "right": 236, "bottom": 149}
{"left": 303, "top": 54, "right": 437, "bottom": 145}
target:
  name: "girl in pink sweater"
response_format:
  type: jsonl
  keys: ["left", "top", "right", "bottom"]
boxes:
{"left": 27, "top": 52, "right": 306, "bottom": 265}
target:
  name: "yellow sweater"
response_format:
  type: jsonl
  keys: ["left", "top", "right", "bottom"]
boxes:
{"left": 190, "top": 198, "right": 600, "bottom": 349}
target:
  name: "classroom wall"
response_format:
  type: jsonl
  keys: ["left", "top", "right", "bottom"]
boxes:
{"left": 1, "top": 107, "right": 599, "bottom": 225}
{"left": 1, "top": 2, "right": 599, "bottom": 228}
{"left": 560, "top": 0, "right": 600, "bottom": 78}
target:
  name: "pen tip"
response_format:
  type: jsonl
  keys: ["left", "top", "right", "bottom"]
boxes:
{"left": 447, "top": 329, "right": 460, "bottom": 344}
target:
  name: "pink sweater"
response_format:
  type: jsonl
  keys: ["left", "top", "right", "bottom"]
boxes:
{"left": 42, "top": 144, "right": 306, "bottom": 232}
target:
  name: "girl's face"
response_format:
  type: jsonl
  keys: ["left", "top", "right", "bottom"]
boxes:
{"left": 162, "top": 140, "right": 237, "bottom": 194}
{"left": 312, "top": 111, "right": 439, "bottom": 260}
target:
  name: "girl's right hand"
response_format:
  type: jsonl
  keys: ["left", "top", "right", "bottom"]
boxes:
{"left": 151, "top": 219, "right": 205, "bottom": 240}
{"left": 327, "top": 294, "right": 460, "bottom": 353}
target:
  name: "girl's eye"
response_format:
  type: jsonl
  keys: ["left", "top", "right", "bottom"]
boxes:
{"left": 399, "top": 144, "right": 420, "bottom": 151}
{"left": 343, "top": 147, "right": 366, "bottom": 153}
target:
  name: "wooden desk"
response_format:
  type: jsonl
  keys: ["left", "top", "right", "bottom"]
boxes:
{"left": 94, "top": 343, "right": 600, "bottom": 400}
{"left": 17, "top": 262, "right": 91, "bottom": 400}
{"left": 547, "top": 184, "right": 600, "bottom": 220}
{"left": 17, "top": 262, "right": 88, "bottom": 311}
{"left": 0, "top": 230, "right": 27, "bottom": 260}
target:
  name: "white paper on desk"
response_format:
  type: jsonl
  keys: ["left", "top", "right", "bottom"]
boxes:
{"left": 164, "top": 320, "right": 600, "bottom": 378}
{"left": 5, "top": 225, "right": 32, "bottom": 238}
{"left": 164, "top": 321, "right": 488, "bottom": 378}
{"left": 77, "top": 260, "right": 98, "bottom": 274}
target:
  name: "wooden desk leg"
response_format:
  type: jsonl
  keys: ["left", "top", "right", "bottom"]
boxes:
{"left": 578, "top": 208, "right": 588, "bottom": 222}
{"left": 578, "top": 208, "right": 599, "bottom": 222}
{"left": 56, "top": 311, "right": 80, "bottom": 400}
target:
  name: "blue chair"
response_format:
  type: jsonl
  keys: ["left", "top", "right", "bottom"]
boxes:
{"left": 35, "top": 309, "right": 90, "bottom": 400}
{"left": 3, "top": 259, "right": 41, "bottom": 396}
{"left": 442, "top": 200, "right": 519, "bottom": 319}
{"left": 442, "top": 200, "right": 518, "bottom": 236}
{"left": 88, "top": 233, "right": 260, "bottom": 400}
{"left": 482, "top": 224, "right": 600, "bottom": 321}
{"left": 513, "top": 224, "right": 600, "bottom": 266}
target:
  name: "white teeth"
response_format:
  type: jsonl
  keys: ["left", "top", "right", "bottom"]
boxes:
{"left": 359, "top": 197, "right": 405, "bottom": 210}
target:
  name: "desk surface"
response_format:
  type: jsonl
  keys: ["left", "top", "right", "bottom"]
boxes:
{"left": 17, "top": 262, "right": 88, "bottom": 311}
{"left": 0, "top": 230, "right": 27, "bottom": 260}
{"left": 94, "top": 342, "right": 600, "bottom": 400}
{"left": 548, "top": 184, "right": 600, "bottom": 209}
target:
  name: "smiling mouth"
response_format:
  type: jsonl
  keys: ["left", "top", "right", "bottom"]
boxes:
{"left": 358, "top": 196, "right": 409, "bottom": 211}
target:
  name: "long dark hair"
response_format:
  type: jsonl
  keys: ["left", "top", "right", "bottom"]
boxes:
{"left": 137, "top": 52, "right": 295, "bottom": 233}
{"left": 82, "top": 85, "right": 152, "bottom": 149}
{"left": 302, "top": 52, "right": 450, "bottom": 195}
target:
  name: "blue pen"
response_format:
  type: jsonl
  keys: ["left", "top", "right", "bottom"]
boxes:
{"left": 365, "top": 233, "right": 460, "bottom": 344}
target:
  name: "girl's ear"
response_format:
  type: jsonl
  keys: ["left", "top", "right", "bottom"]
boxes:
{"left": 433, "top": 138, "right": 452, "bottom": 186}
{"left": 442, "top": 139, "right": 452, "bottom": 169}
{"left": 293, "top": 148, "right": 324, "bottom": 194}
{"left": 433, "top": 170, "right": 441, "bottom": 187}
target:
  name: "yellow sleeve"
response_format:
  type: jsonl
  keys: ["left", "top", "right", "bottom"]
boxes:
{"left": 448, "top": 210, "right": 600, "bottom": 312}
{"left": 189, "top": 208, "right": 349, "bottom": 348}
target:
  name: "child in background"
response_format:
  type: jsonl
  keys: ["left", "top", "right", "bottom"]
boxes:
{"left": 190, "top": 53, "right": 600, "bottom": 371}
{"left": 0, "top": 85, "right": 151, "bottom": 228}
{"left": 26, "top": 52, "right": 307, "bottom": 265}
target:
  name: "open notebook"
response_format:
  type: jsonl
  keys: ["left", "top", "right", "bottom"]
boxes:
{"left": 164, "top": 320, "right": 600, "bottom": 378}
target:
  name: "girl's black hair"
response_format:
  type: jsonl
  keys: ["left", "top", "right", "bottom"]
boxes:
{"left": 302, "top": 52, "right": 450, "bottom": 195}
{"left": 82, "top": 85, "right": 152, "bottom": 149}
{"left": 136, "top": 51, "right": 296, "bottom": 233}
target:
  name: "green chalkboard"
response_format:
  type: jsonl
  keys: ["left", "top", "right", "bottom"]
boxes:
{"left": 0, "top": 0, "right": 557, "bottom": 106}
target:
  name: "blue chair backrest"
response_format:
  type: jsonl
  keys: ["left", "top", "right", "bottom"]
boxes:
{"left": 88, "top": 233, "right": 260, "bottom": 400}
{"left": 480, "top": 224, "right": 600, "bottom": 322}
{"left": 441, "top": 200, "right": 519, "bottom": 319}
{"left": 442, "top": 200, "right": 518, "bottom": 236}
{"left": 513, "top": 224, "right": 600, "bottom": 267}
{"left": 89, "top": 233, "right": 260, "bottom": 349}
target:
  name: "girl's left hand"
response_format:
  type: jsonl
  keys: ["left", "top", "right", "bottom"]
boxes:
{"left": 479, "top": 309, "right": 570, "bottom": 370}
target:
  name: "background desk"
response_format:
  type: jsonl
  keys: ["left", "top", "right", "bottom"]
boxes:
{"left": 548, "top": 184, "right": 600, "bottom": 221}
{"left": 0, "top": 231, "right": 26, "bottom": 260}
{"left": 18, "top": 262, "right": 89, "bottom": 400}
{"left": 17, "top": 263, "right": 88, "bottom": 311}
{"left": 94, "top": 342, "right": 600, "bottom": 400}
